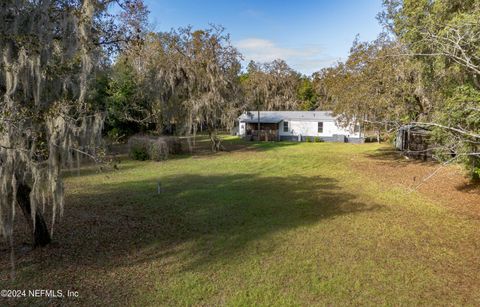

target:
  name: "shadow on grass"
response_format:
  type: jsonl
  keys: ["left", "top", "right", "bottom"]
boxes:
{"left": 365, "top": 147, "right": 437, "bottom": 167}
{"left": 455, "top": 181, "right": 480, "bottom": 194}
{"left": 61, "top": 159, "right": 139, "bottom": 179}
{"left": 62, "top": 137, "right": 291, "bottom": 182}
{"left": 0, "top": 173, "right": 383, "bottom": 304}
{"left": 188, "top": 135, "right": 300, "bottom": 155}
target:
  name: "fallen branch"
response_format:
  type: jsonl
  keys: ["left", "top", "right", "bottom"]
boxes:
{"left": 409, "top": 155, "right": 459, "bottom": 192}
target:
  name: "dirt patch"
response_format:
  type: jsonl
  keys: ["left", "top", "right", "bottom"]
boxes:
{"left": 353, "top": 147, "right": 480, "bottom": 218}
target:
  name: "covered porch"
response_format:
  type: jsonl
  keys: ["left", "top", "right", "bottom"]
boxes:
{"left": 245, "top": 122, "right": 279, "bottom": 141}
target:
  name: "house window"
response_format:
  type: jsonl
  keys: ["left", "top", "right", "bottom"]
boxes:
{"left": 283, "top": 121, "right": 289, "bottom": 132}
{"left": 354, "top": 124, "right": 360, "bottom": 133}
{"left": 318, "top": 122, "right": 323, "bottom": 133}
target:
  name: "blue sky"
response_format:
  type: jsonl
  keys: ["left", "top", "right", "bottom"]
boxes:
{"left": 144, "top": 0, "right": 384, "bottom": 75}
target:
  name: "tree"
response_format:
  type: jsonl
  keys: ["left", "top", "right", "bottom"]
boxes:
{"left": 314, "top": 36, "right": 418, "bottom": 140}
{"left": 113, "top": 26, "right": 243, "bottom": 151}
{"left": 297, "top": 77, "right": 318, "bottom": 111}
{"left": 179, "top": 26, "right": 243, "bottom": 151}
{"left": 380, "top": 0, "right": 480, "bottom": 178}
{"left": 105, "top": 58, "right": 145, "bottom": 140}
{"left": 242, "top": 59, "right": 301, "bottom": 133}
{"left": 0, "top": 0, "right": 140, "bottom": 251}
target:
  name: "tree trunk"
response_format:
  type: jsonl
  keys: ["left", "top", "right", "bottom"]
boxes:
{"left": 473, "top": 74, "right": 480, "bottom": 90}
{"left": 16, "top": 184, "right": 51, "bottom": 247}
{"left": 193, "top": 124, "right": 197, "bottom": 149}
{"left": 208, "top": 129, "right": 223, "bottom": 152}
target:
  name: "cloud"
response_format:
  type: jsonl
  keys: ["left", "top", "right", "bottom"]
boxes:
{"left": 235, "top": 38, "right": 315, "bottom": 62}
{"left": 235, "top": 38, "right": 337, "bottom": 75}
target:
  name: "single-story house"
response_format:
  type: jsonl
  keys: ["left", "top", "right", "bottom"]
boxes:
{"left": 237, "top": 111, "right": 363, "bottom": 143}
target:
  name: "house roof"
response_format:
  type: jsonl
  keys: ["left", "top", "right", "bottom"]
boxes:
{"left": 398, "top": 124, "right": 431, "bottom": 135}
{"left": 238, "top": 111, "right": 336, "bottom": 123}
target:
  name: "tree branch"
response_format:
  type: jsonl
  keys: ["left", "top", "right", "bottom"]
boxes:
{"left": 411, "top": 122, "right": 480, "bottom": 139}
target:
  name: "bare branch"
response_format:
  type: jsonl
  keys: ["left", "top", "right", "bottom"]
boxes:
{"left": 411, "top": 122, "right": 480, "bottom": 139}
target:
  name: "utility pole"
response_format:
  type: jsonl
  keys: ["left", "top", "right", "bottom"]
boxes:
{"left": 257, "top": 95, "right": 261, "bottom": 131}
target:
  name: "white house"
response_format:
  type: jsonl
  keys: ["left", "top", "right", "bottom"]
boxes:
{"left": 237, "top": 111, "right": 363, "bottom": 143}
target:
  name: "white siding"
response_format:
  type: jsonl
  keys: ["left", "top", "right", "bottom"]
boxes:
{"left": 239, "top": 121, "right": 246, "bottom": 135}
{"left": 237, "top": 110, "right": 362, "bottom": 139}
{"left": 279, "top": 120, "right": 359, "bottom": 138}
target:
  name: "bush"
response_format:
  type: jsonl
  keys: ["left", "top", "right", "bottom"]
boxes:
{"left": 130, "top": 146, "right": 149, "bottom": 161}
{"left": 128, "top": 135, "right": 182, "bottom": 161}
{"left": 314, "top": 136, "right": 323, "bottom": 142}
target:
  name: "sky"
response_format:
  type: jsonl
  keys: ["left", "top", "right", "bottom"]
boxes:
{"left": 144, "top": 0, "right": 384, "bottom": 75}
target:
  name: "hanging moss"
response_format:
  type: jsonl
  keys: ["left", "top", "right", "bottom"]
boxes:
{"left": 0, "top": 0, "right": 103, "bottom": 247}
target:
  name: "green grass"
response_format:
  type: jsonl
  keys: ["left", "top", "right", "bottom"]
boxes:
{"left": 2, "top": 137, "right": 480, "bottom": 305}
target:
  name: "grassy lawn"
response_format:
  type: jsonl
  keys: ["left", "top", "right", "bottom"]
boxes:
{"left": 1, "top": 137, "right": 480, "bottom": 305}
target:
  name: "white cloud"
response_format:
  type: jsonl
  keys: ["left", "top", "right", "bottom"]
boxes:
{"left": 235, "top": 38, "right": 315, "bottom": 62}
{"left": 235, "top": 38, "right": 338, "bottom": 75}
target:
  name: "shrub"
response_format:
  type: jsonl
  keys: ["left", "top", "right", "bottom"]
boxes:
{"left": 363, "top": 136, "right": 374, "bottom": 143}
{"left": 128, "top": 135, "right": 182, "bottom": 161}
{"left": 364, "top": 135, "right": 384, "bottom": 143}
{"left": 130, "top": 146, "right": 149, "bottom": 161}
{"left": 107, "top": 127, "right": 122, "bottom": 143}
{"left": 314, "top": 136, "right": 323, "bottom": 143}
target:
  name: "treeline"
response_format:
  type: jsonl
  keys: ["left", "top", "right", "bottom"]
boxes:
{"left": 316, "top": 0, "right": 479, "bottom": 179}
{"left": 1, "top": 0, "right": 478, "bottom": 248}
{"left": 97, "top": 0, "right": 479, "bottom": 176}
{"left": 103, "top": 29, "right": 319, "bottom": 148}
